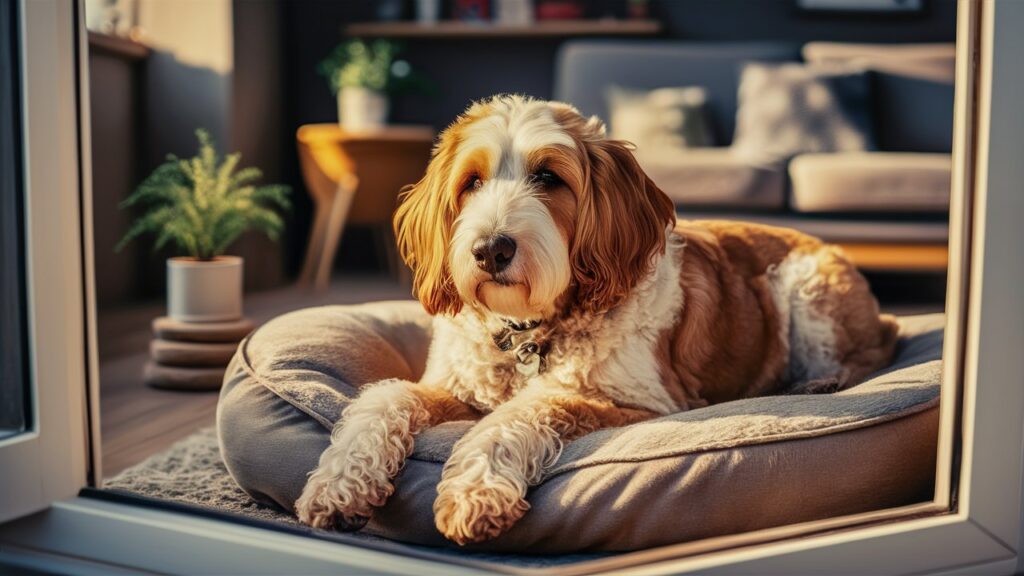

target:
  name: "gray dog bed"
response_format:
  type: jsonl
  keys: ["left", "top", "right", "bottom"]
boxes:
{"left": 211, "top": 301, "right": 943, "bottom": 553}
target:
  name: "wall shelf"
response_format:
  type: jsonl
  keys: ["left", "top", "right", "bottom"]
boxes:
{"left": 87, "top": 31, "right": 150, "bottom": 61}
{"left": 344, "top": 19, "right": 662, "bottom": 39}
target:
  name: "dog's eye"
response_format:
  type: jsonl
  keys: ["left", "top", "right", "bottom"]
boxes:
{"left": 530, "top": 169, "right": 563, "bottom": 188}
{"left": 463, "top": 175, "right": 483, "bottom": 192}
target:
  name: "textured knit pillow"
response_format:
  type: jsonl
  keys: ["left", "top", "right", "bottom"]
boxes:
{"left": 731, "top": 62, "right": 875, "bottom": 163}
{"left": 607, "top": 85, "right": 715, "bottom": 153}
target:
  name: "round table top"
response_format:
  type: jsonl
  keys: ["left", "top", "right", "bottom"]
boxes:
{"left": 296, "top": 123, "right": 435, "bottom": 145}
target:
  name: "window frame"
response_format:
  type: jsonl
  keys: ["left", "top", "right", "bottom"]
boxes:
{"left": 0, "top": 0, "right": 91, "bottom": 523}
{"left": 3, "top": 0, "right": 1024, "bottom": 574}
{"left": 0, "top": 0, "right": 30, "bottom": 440}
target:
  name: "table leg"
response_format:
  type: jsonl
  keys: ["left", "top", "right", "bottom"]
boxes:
{"left": 314, "top": 175, "right": 358, "bottom": 291}
{"left": 298, "top": 197, "right": 331, "bottom": 288}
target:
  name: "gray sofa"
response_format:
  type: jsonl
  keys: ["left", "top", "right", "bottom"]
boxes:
{"left": 554, "top": 41, "right": 955, "bottom": 247}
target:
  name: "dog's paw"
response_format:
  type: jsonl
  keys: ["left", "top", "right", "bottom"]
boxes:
{"left": 294, "top": 469, "right": 391, "bottom": 531}
{"left": 433, "top": 474, "right": 529, "bottom": 545}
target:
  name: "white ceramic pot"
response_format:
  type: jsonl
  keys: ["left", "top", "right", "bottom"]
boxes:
{"left": 167, "top": 256, "right": 243, "bottom": 322}
{"left": 338, "top": 87, "right": 389, "bottom": 131}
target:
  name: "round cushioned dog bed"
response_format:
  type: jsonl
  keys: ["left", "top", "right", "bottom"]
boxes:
{"left": 216, "top": 301, "right": 942, "bottom": 553}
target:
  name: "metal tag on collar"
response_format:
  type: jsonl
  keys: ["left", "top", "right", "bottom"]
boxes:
{"left": 505, "top": 318, "right": 542, "bottom": 332}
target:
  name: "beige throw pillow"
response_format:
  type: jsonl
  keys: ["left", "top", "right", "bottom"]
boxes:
{"left": 607, "top": 85, "right": 715, "bottom": 154}
{"left": 732, "top": 62, "right": 875, "bottom": 163}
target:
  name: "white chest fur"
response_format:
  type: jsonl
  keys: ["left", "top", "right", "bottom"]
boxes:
{"left": 421, "top": 234, "right": 685, "bottom": 415}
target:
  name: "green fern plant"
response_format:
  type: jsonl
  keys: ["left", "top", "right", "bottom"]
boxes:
{"left": 117, "top": 129, "right": 290, "bottom": 261}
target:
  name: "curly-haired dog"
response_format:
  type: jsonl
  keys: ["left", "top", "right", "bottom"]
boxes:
{"left": 295, "top": 95, "right": 899, "bottom": 544}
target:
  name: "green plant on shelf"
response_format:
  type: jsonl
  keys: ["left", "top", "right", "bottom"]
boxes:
{"left": 116, "top": 129, "right": 291, "bottom": 261}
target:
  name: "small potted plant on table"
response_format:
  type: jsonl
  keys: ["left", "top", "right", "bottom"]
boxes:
{"left": 118, "top": 129, "right": 290, "bottom": 323}
{"left": 318, "top": 38, "right": 419, "bottom": 131}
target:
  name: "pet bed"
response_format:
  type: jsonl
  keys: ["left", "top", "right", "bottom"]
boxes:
{"left": 216, "top": 301, "right": 942, "bottom": 553}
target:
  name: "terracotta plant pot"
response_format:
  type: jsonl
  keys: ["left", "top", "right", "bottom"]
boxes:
{"left": 338, "top": 87, "right": 389, "bottom": 131}
{"left": 166, "top": 256, "right": 243, "bottom": 322}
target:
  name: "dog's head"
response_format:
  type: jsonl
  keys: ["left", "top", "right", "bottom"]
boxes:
{"left": 394, "top": 95, "right": 676, "bottom": 320}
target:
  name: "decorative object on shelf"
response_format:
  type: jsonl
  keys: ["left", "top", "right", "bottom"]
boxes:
{"left": 454, "top": 0, "right": 491, "bottom": 21}
{"left": 318, "top": 39, "right": 424, "bottom": 131}
{"left": 376, "top": 0, "right": 404, "bottom": 22}
{"left": 627, "top": 0, "right": 649, "bottom": 19}
{"left": 415, "top": 0, "right": 442, "bottom": 24}
{"left": 117, "top": 129, "right": 287, "bottom": 390}
{"left": 85, "top": 0, "right": 136, "bottom": 36}
{"left": 495, "top": 0, "right": 533, "bottom": 25}
{"left": 535, "top": 0, "right": 583, "bottom": 20}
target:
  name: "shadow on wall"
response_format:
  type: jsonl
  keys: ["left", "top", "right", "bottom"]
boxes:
{"left": 145, "top": 52, "right": 284, "bottom": 298}
{"left": 143, "top": 51, "right": 230, "bottom": 169}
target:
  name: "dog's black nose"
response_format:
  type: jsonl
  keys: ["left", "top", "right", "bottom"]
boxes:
{"left": 472, "top": 234, "right": 517, "bottom": 274}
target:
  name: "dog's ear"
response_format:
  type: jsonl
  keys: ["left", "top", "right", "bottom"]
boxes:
{"left": 394, "top": 132, "right": 463, "bottom": 316}
{"left": 572, "top": 136, "right": 676, "bottom": 313}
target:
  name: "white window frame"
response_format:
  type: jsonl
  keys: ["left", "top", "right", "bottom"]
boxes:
{"left": 3, "top": 0, "right": 1024, "bottom": 574}
{"left": 0, "top": 0, "right": 92, "bottom": 524}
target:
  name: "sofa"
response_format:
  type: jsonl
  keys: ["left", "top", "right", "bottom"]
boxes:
{"left": 554, "top": 41, "right": 955, "bottom": 268}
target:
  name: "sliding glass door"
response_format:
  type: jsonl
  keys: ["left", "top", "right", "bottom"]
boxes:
{"left": 0, "top": 0, "right": 91, "bottom": 524}
{"left": 0, "top": 0, "right": 29, "bottom": 443}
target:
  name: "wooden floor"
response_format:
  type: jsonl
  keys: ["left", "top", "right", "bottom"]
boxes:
{"left": 98, "top": 274, "right": 943, "bottom": 479}
{"left": 98, "top": 275, "right": 412, "bottom": 478}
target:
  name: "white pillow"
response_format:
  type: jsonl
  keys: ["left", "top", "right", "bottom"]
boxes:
{"left": 606, "top": 86, "right": 715, "bottom": 154}
{"left": 731, "top": 62, "right": 875, "bottom": 163}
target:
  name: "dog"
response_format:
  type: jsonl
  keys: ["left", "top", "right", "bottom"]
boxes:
{"left": 295, "top": 94, "right": 899, "bottom": 545}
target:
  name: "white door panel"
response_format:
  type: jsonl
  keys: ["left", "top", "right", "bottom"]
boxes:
{"left": 0, "top": 0, "right": 91, "bottom": 523}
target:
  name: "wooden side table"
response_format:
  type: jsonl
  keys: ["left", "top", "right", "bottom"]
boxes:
{"left": 296, "top": 124, "right": 434, "bottom": 290}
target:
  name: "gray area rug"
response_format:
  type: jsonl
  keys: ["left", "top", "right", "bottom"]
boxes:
{"left": 103, "top": 427, "right": 603, "bottom": 569}
{"left": 105, "top": 427, "right": 303, "bottom": 525}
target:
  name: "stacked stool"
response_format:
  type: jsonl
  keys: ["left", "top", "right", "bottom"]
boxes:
{"left": 145, "top": 316, "right": 255, "bottom": 390}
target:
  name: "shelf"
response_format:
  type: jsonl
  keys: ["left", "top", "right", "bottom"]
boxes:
{"left": 87, "top": 31, "right": 151, "bottom": 61}
{"left": 344, "top": 19, "right": 662, "bottom": 39}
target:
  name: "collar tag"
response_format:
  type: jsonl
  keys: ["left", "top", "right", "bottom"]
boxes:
{"left": 493, "top": 320, "right": 547, "bottom": 375}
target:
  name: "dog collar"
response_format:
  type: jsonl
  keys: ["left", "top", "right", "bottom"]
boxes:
{"left": 492, "top": 319, "right": 547, "bottom": 376}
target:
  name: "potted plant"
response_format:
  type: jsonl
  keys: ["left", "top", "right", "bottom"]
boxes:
{"left": 117, "top": 129, "right": 290, "bottom": 323}
{"left": 318, "top": 38, "right": 418, "bottom": 130}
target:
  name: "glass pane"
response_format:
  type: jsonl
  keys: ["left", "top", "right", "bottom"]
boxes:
{"left": 0, "top": 0, "right": 29, "bottom": 440}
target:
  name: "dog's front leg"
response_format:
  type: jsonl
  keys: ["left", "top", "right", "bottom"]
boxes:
{"left": 433, "top": 388, "right": 655, "bottom": 544}
{"left": 296, "top": 379, "right": 477, "bottom": 529}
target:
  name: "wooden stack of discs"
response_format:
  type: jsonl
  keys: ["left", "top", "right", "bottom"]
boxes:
{"left": 145, "top": 316, "right": 256, "bottom": 391}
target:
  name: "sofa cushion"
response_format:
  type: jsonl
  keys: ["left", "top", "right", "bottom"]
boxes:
{"left": 732, "top": 62, "right": 875, "bottom": 163}
{"left": 802, "top": 42, "right": 956, "bottom": 153}
{"left": 638, "top": 148, "right": 785, "bottom": 209}
{"left": 555, "top": 41, "right": 800, "bottom": 145}
{"left": 217, "top": 301, "right": 942, "bottom": 553}
{"left": 607, "top": 85, "right": 715, "bottom": 151}
{"left": 789, "top": 152, "right": 951, "bottom": 213}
